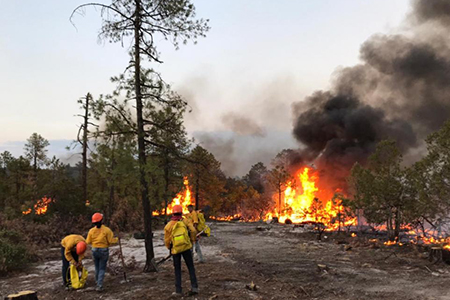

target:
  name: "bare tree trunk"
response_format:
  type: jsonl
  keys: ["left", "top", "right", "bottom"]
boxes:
{"left": 163, "top": 149, "right": 169, "bottom": 217}
{"left": 82, "top": 93, "right": 91, "bottom": 203}
{"left": 278, "top": 183, "right": 282, "bottom": 217}
{"left": 394, "top": 208, "right": 400, "bottom": 241}
{"left": 387, "top": 210, "right": 395, "bottom": 241}
{"left": 108, "top": 143, "right": 116, "bottom": 224}
{"left": 195, "top": 172, "right": 200, "bottom": 210}
{"left": 134, "top": 0, "right": 156, "bottom": 272}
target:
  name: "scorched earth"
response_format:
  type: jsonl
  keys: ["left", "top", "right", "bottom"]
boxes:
{"left": 1, "top": 222, "right": 450, "bottom": 300}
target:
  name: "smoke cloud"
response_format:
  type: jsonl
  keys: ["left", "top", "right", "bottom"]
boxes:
{"left": 292, "top": 0, "right": 450, "bottom": 189}
{"left": 221, "top": 113, "right": 266, "bottom": 137}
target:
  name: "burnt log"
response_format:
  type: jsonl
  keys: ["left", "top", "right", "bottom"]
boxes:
{"left": 4, "top": 291, "right": 38, "bottom": 300}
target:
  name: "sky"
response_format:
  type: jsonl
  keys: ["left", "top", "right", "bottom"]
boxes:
{"left": 0, "top": 0, "right": 412, "bottom": 175}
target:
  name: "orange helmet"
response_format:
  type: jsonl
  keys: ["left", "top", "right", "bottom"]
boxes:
{"left": 92, "top": 212, "right": 103, "bottom": 223}
{"left": 173, "top": 205, "right": 183, "bottom": 214}
{"left": 76, "top": 241, "right": 87, "bottom": 255}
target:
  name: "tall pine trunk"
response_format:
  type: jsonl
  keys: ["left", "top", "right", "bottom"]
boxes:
{"left": 134, "top": 0, "right": 156, "bottom": 272}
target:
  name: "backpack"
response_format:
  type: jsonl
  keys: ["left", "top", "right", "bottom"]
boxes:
{"left": 67, "top": 265, "right": 88, "bottom": 289}
{"left": 171, "top": 220, "right": 192, "bottom": 254}
{"left": 197, "top": 211, "right": 210, "bottom": 237}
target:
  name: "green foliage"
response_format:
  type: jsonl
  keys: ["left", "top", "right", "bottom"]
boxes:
{"left": 349, "top": 140, "right": 406, "bottom": 240}
{"left": 24, "top": 133, "right": 49, "bottom": 170}
{"left": 0, "top": 229, "right": 30, "bottom": 275}
{"left": 186, "top": 145, "right": 225, "bottom": 212}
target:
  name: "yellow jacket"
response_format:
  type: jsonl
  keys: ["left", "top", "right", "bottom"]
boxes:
{"left": 86, "top": 225, "right": 118, "bottom": 248}
{"left": 164, "top": 218, "right": 197, "bottom": 250}
{"left": 186, "top": 210, "right": 199, "bottom": 227}
{"left": 61, "top": 235, "right": 86, "bottom": 264}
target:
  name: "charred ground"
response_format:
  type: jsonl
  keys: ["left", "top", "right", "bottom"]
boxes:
{"left": 2, "top": 222, "right": 450, "bottom": 300}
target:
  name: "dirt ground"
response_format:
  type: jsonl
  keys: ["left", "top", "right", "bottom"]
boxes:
{"left": 2, "top": 222, "right": 450, "bottom": 300}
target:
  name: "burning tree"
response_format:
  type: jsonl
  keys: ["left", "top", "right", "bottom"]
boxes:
{"left": 267, "top": 164, "right": 294, "bottom": 218}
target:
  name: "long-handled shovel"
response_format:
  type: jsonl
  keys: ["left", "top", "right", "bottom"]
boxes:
{"left": 156, "top": 252, "right": 172, "bottom": 266}
{"left": 118, "top": 237, "right": 128, "bottom": 282}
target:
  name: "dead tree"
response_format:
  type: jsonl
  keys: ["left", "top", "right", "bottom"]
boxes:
{"left": 77, "top": 93, "right": 95, "bottom": 203}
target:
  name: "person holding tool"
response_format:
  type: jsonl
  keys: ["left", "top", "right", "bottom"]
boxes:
{"left": 186, "top": 204, "right": 205, "bottom": 262}
{"left": 164, "top": 205, "right": 199, "bottom": 297}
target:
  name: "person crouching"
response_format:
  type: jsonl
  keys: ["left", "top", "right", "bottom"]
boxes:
{"left": 164, "top": 205, "right": 198, "bottom": 297}
{"left": 86, "top": 212, "right": 118, "bottom": 292}
{"left": 61, "top": 234, "right": 87, "bottom": 288}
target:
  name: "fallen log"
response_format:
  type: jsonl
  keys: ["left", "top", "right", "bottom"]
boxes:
{"left": 4, "top": 291, "right": 38, "bottom": 300}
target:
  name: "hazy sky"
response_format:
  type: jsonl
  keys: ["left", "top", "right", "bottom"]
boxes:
{"left": 0, "top": 0, "right": 411, "bottom": 174}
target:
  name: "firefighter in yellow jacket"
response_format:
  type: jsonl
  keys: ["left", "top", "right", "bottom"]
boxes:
{"left": 86, "top": 213, "right": 118, "bottom": 292}
{"left": 164, "top": 205, "right": 198, "bottom": 297}
{"left": 186, "top": 204, "right": 204, "bottom": 262}
{"left": 61, "top": 234, "right": 87, "bottom": 287}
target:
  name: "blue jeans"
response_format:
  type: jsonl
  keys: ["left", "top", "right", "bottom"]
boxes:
{"left": 92, "top": 248, "right": 109, "bottom": 288}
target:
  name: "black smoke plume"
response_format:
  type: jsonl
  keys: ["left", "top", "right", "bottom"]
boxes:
{"left": 292, "top": 0, "right": 450, "bottom": 190}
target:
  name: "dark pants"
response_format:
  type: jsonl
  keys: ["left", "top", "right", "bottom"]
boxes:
{"left": 61, "top": 247, "right": 79, "bottom": 286}
{"left": 173, "top": 249, "right": 198, "bottom": 293}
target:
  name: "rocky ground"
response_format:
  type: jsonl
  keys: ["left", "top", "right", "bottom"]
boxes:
{"left": 2, "top": 222, "right": 450, "bottom": 300}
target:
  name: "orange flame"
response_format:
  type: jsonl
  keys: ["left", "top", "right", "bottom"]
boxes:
{"left": 265, "top": 167, "right": 357, "bottom": 229}
{"left": 153, "top": 177, "right": 193, "bottom": 216}
{"left": 22, "top": 197, "right": 53, "bottom": 215}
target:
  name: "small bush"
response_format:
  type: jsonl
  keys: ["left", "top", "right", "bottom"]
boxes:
{"left": 0, "top": 229, "right": 30, "bottom": 275}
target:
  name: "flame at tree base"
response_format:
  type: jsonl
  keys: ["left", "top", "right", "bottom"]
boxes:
{"left": 153, "top": 177, "right": 193, "bottom": 216}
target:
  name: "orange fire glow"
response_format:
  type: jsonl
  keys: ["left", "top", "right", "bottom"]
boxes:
{"left": 210, "top": 214, "right": 243, "bottom": 221}
{"left": 265, "top": 167, "right": 357, "bottom": 229}
{"left": 22, "top": 197, "right": 53, "bottom": 215}
{"left": 153, "top": 177, "right": 193, "bottom": 216}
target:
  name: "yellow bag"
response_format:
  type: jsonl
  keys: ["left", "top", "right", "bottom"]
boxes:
{"left": 171, "top": 220, "right": 192, "bottom": 254}
{"left": 204, "top": 225, "right": 211, "bottom": 237}
{"left": 67, "top": 265, "right": 88, "bottom": 289}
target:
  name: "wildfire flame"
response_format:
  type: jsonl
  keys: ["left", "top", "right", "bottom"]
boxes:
{"left": 22, "top": 197, "right": 53, "bottom": 215}
{"left": 153, "top": 177, "right": 193, "bottom": 216}
{"left": 265, "top": 167, "right": 357, "bottom": 229}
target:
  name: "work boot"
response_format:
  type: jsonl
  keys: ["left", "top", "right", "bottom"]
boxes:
{"left": 171, "top": 292, "right": 182, "bottom": 298}
{"left": 186, "top": 287, "right": 198, "bottom": 296}
{"left": 96, "top": 286, "right": 103, "bottom": 292}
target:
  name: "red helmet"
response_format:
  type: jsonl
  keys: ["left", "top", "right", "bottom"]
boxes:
{"left": 92, "top": 213, "right": 103, "bottom": 223}
{"left": 172, "top": 205, "right": 183, "bottom": 214}
{"left": 76, "top": 241, "right": 87, "bottom": 255}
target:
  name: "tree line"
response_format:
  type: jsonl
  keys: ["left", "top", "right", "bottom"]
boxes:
{"left": 347, "top": 120, "right": 450, "bottom": 241}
